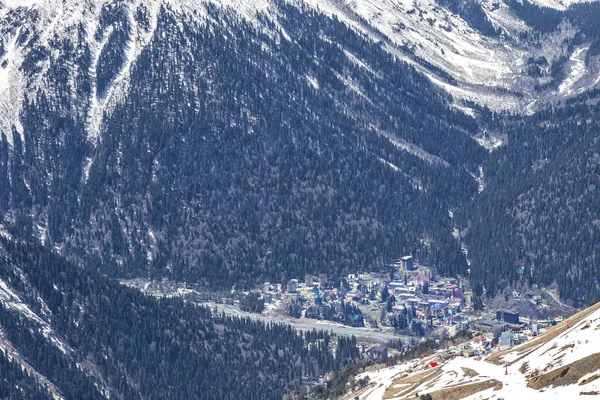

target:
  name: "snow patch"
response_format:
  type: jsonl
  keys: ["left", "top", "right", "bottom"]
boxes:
{"left": 475, "top": 131, "right": 505, "bottom": 151}
{"left": 384, "top": 134, "right": 450, "bottom": 167}
{"left": 0, "top": 27, "right": 26, "bottom": 145}
{"left": 378, "top": 156, "right": 400, "bottom": 172}
{"left": 306, "top": 74, "right": 319, "bottom": 89}
{"left": 0, "top": 226, "right": 12, "bottom": 241}
{"left": 474, "top": 165, "right": 485, "bottom": 193}
{"left": 558, "top": 44, "right": 589, "bottom": 96}
{"left": 146, "top": 227, "right": 157, "bottom": 262}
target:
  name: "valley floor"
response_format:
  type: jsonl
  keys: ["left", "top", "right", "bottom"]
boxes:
{"left": 201, "top": 301, "right": 408, "bottom": 344}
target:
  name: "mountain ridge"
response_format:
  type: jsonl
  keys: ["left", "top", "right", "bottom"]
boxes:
{"left": 2, "top": 0, "right": 600, "bottom": 144}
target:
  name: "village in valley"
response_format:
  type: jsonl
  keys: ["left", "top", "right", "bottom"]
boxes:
{"left": 251, "top": 255, "right": 571, "bottom": 360}
{"left": 263, "top": 256, "right": 467, "bottom": 336}
{"left": 122, "top": 255, "right": 572, "bottom": 362}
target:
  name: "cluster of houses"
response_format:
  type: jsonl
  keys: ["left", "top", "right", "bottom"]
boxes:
{"left": 433, "top": 334, "right": 496, "bottom": 361}
{"left": 476, "top": 309, "right": 545, "bottom": 351}
{"left": 261, "top": 274, "right": 328, "bottom": 297}
{"left": 254, "top": 258, "right": 561, "bottom": 364}
{"left": 430, "top": 311, "right": 544, "bottom": 363}
{"left": 386, "top": 278, "right": 464, "bottom": 318}
{"left": 259, "top": 256, "right": 475, "bottom": 334}
{"left": 380, "top": 257, "right": 469, "bottom": 332}
{"left": 361, "top": 311, "right": 545, "bottom": 363}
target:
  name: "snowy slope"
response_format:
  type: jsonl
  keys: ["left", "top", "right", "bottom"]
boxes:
{"left": 1, "top": 0, "right": 600, "bottom": 146}
{"left": 301, "top": 0, "right": 526, "bottom": 105}
{"left": 298, "top": 0, "right": 600, "bottom": 112}
{"left": 349, "top": 303, "right": 600, "bottom": 399}
{"left": 0, "top": 0, "right": 271, "bottom": 145}
{"left": 528, "top": 0, "right": 595, "bottom": 10}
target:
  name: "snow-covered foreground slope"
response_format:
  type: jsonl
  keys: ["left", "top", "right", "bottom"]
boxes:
{"left": 350, "top": 303, "right": 600, "bottom": 399}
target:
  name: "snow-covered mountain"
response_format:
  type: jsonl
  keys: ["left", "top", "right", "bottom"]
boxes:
{"left": 0, "top": 0, "right": 488, "bottom": 287}
{"left": 350, "top": 302, "right": 600, "bottom": 399}
{"left": 1, "top": 0, "right": 600, "bottom": 144}
{"left": 307, "top": 0, "right": 600, "bottom": 111}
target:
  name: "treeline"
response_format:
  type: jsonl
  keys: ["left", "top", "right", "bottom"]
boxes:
{"left": 0, "top": 234, "right": 360, "bottom": 399}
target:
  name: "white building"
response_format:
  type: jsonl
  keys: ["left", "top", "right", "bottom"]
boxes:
{"left": 287, "top": 279, "right": 298, "bottom": 293}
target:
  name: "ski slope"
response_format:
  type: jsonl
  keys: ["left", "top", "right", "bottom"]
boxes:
{"left": 349, "top": 303, "right": 600, "bottom": 399}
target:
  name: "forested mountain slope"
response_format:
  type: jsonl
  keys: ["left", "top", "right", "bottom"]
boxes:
{"left": 0, "top": 225, "right": 359, "bottom": 399}
{"left": 0, "top": 0, "right": 484, "bottom": 289}
{"left": 0, "top": 0, "right": 600, "bottom": 308}
{"left": 1, "top": 1, "right": 600, "bottom": 399}
{"left": 457, "top": 99, "right": 600, "bottom": 307}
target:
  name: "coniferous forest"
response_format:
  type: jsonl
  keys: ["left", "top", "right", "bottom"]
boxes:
{"left": 1, "top": 3, "right": 482, "bottom": 290}
{"left": 0, "top": 231, "right": 359, "bottom": 399}
{"left": 1, "top": 0, "right": 600, "bottom": 397}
